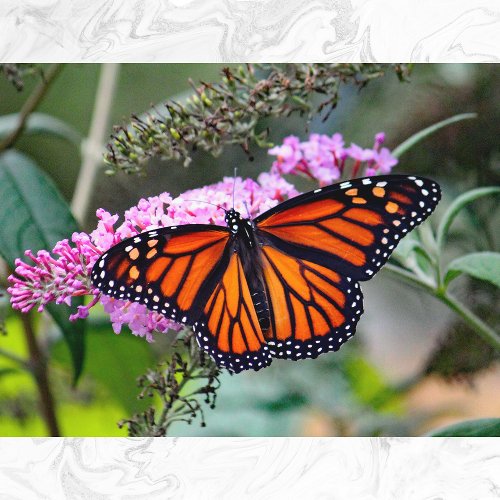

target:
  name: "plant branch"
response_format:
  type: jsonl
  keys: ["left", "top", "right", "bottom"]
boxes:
{"left": 120, "top": 335, "right": 220, "bottom": 436}
{"left": 383, "top": 263, "right": 500, "bottom": 351}
{"left": 383, "top": 263, "right": 435, "bottom": 292}
{"left": 71, "top": 63, "right": 120, "bottom": 224}
{"left": 157, "top": 348, "right": 201, "bottom": 429}
{"left": 20, "top": 312, "right": 60, "bottom": 436}
{"left": 435, "top": 291, "right": 500, "bottom": 351}
{"left": 0, "top": 347, "right": 30, "bottom": 370}
{"left": 104, "top": 64, "right": 407, "bottom": 174}
{"left": 0, "top": 64, "right": 64, "bottom": 152}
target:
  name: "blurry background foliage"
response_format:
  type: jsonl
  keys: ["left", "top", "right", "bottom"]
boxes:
{"left": 0, "top": 63, "right": 499, "bottom": 437}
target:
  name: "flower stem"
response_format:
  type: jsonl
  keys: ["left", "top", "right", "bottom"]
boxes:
{"left": 383, "top": 263, "right": 500, "bottom": 350}
{"left": 435, "top": 290, "right": 500, "bottom": 351}
{"left": 383, "top": 263, "right": 435, "bottom": 292}
{"left": 71, "top": 63, "right": 120, "bottom": 224}
{"left": 20, "top": 312, "right": 61, "bottom": 436}
{"left": 0, "top": 64, "right": 64, "bottom": 152}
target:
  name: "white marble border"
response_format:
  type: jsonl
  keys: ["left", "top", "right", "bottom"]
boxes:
{"left": 0, "top": 437, "right": 498, "bottom": 498}
{"left": 1, "top": 0, "right": 499, "bottom": 497}
{"left": 0, "top": 0, "right": 498, "bottom": 62}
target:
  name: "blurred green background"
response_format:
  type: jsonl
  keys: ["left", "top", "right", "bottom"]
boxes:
{"left": 0, "top": 64, "right": 499, "bottom": 436}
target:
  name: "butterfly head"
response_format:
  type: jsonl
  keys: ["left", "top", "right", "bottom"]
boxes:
{"left": 225, "top": 208, "right": 243, "bottom": 234}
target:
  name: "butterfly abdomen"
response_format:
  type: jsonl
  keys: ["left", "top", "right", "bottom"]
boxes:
{"left": 251, "top": 288, "right": 271, "bottom": 332}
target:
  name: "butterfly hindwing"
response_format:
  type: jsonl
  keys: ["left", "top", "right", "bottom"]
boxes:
{"left": 260, "top": 245, "right": 363, "bottom": 360}
{"left": 255, "top": 175, "right": 441, "bottom": 281}
{"left": 193, "top": 252, "right": 272, "bottom": 373}
{"left": 91, "top": 225, "right": 231, "bottom": 325}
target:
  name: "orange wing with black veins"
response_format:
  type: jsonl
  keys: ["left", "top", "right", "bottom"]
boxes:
{"left": 91, "top": 226, "right": 231, "bottom": 325}
{"left": 193, "top": 252, "right": 272, "bottom": 373}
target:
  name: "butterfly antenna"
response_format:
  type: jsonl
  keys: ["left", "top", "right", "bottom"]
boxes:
{"left": 232, "top": 167, "right": 238, "bottom": 210}
{"left": 243, "top": 201, "right": 252, "bottom": 219}
{"left": 182, "top": 199, "right": 227, "bottom": 213}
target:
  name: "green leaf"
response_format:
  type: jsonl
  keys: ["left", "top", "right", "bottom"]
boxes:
{"left": 391, "top": 235, "right": 433, "bottom": 269}
{"left": 445, "top": 252, "right": 500, "bottom": 288}
{"left": 436, "top": 187, "right": 500, "bottom": 252}
{"left": 427, "top": 418, "right": 500, "bottom": 437}
{"left": 392, "top": 113, "right": 477, "bottom": 159}
{"left": 391, "top": 235, "right": 422, "bottom": 262}
{"left": 51, "top": 323, "right": 156, "bottom": 415}
{"left": 0, "top": 112, "right": 82, "bottom": 147}
{"left": 0, "top": 150, "right": 85, "bottom": 382}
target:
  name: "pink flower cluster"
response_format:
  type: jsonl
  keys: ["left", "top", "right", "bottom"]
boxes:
{"left": 268, "top": 132, "right": 397, "bottom": 185}
{"left": 8, "top": 131, "right": 397, "bottom": 342}
{"left": 8, "top": 236, "right": 99, "bottom": 314}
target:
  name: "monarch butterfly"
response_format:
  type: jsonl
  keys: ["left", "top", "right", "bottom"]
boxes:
{"left": 91, "top": 174, "right": 440, "bottom": 373}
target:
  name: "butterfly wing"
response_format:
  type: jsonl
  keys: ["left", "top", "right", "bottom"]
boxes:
{"left": 260, "top": 245, "right": 362, "bottom": 359}
{"left": 193, "top": 252, "right": 272, "bottom": 373}
{"left": 255, "top": 175, "right": 441, "bottom": 281}
{"left": 254, "top": 174, "right": 440, "bottom": 359}
{"left": 91, "top": 225, "right": 231, "bottom": 325}
{"left": 92, "top": 225, "right": 271, "bottom": 372}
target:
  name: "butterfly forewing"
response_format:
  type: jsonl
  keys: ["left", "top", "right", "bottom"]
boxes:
{"left": 255, "top": 175, "right": 441, "bottom": 281}
{"left": 91, "top": 226, "right": 231, "bottom": 325}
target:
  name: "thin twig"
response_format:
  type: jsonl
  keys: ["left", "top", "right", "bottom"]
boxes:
{"left": 158, "top": 352, "right": 201, "bottom": 428}
{"left": 0, "top": 347, "right": 31, "bottom": 370}
{"left": 20, "top": 312, "right": 60, "bottom": 436}
{"left": 71, "top": 63, "right": 120, "bottom": 224}
{"left": 0, "top": 64, "right": 64, "bottom": 152}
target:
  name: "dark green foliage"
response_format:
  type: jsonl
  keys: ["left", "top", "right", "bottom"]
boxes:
{"left": 0, "top": 150, "right": 85, "bottom": 382}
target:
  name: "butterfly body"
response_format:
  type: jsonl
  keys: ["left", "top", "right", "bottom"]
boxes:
{"left": 91, "top": 175, "right": 441, "bottom": 373}
{"left": 224, "top": 209, "right": 271, "bottom": 332}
